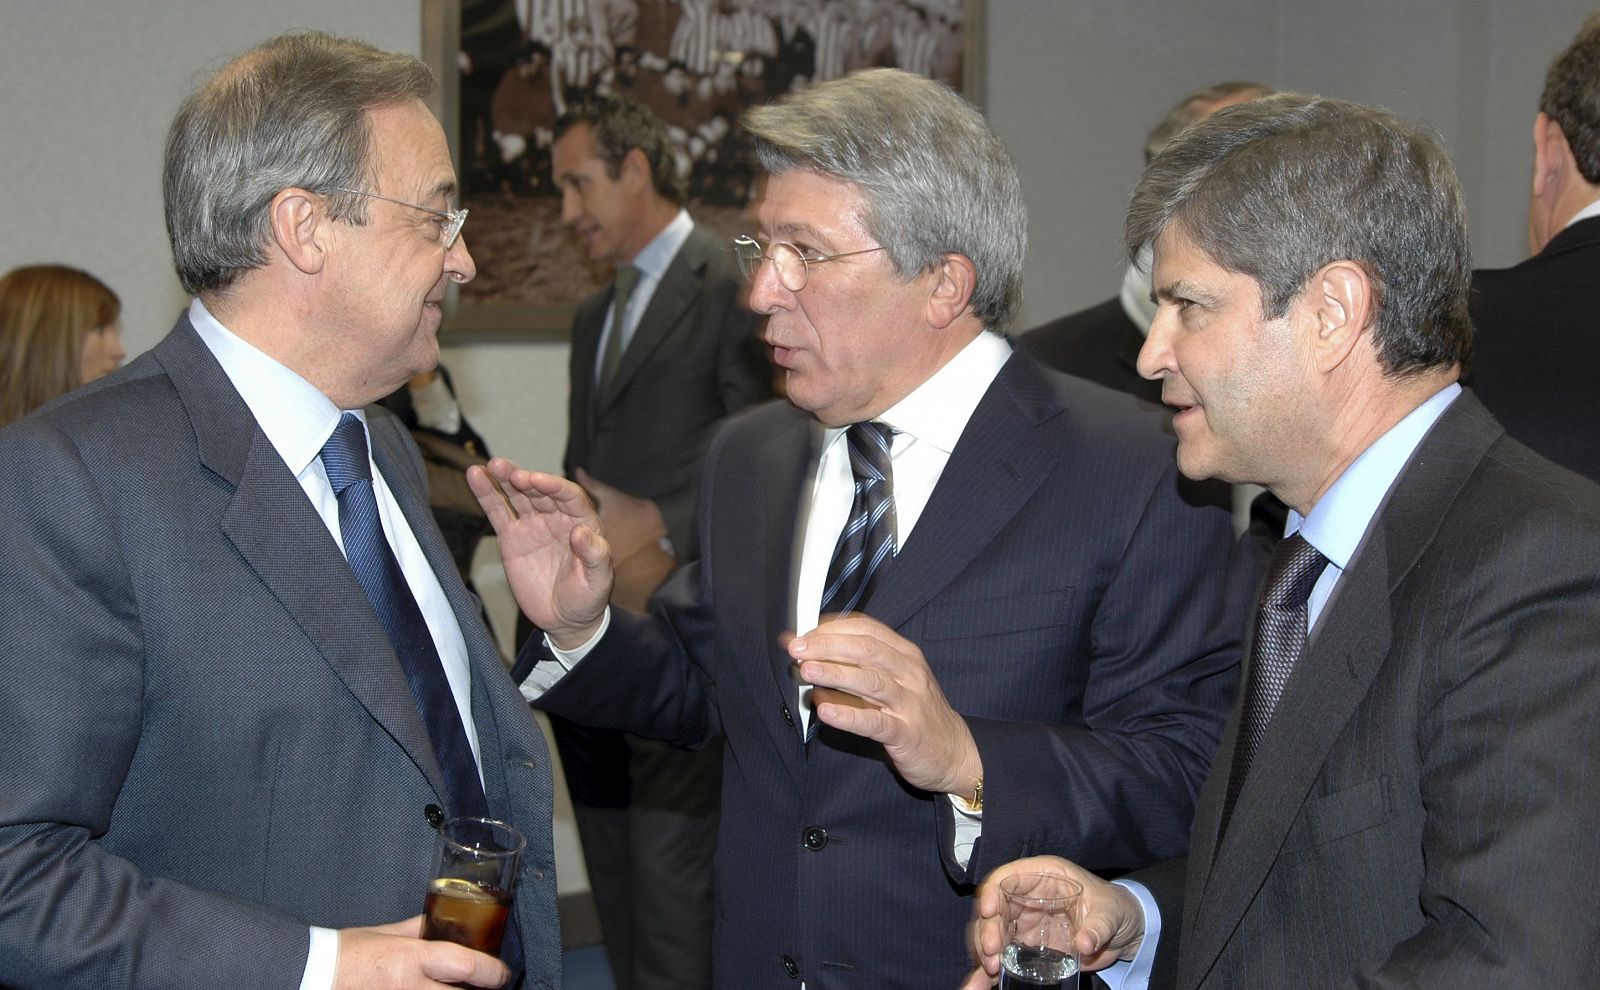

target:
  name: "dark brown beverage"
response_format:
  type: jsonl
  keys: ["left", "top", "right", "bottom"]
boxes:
{"left": 421, "top": 876, "right": 511, "bottom": 954}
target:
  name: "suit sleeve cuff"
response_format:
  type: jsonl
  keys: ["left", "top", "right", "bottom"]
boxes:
{"left": 518, "top": 607, "right": 611, "bottom": 701}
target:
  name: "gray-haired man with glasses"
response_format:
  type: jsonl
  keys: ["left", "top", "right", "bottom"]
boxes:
{"left": 481, "top": 68, "right": 1243, "bottom": 989}
{"left": 0, "top": 31, "right": 559, "bottom": 990}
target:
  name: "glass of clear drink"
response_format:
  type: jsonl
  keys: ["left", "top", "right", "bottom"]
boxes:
{"left": 999, "top": 873, "right": 1083, "bottom": 990}
{"left": 420, "top": 816, "right": 525, "bottom": 955}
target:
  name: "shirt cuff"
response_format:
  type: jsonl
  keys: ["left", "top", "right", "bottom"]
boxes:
{"left": 1095, "top": 879, "right": 1161, "bottom": 990}
{"left": 946, "top": 792, "right": 983, "bottom": 870}
{"left": 298, "top": 926, "right": 339, "bottom": 990}
{"left": 518, "top": 607, "right": 611, "bottom": 701}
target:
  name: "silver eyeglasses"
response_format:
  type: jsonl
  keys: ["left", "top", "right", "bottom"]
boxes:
{"left": 732, "top": 234, "right": 885, "bottom": 292}
{"left": 329, "top": 187, "right": 468, "bottom": 249}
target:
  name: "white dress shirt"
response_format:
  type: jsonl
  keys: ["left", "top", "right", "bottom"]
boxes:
{"left": 188, "top": 298, "right": 481, "bottom": 990}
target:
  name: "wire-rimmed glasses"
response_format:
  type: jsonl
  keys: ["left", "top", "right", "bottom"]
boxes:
{"left": 732, "top": 234, "right": 885, "bottom": 292}
{"left": 329, "top": 187, "right": 468, "bottom": 249}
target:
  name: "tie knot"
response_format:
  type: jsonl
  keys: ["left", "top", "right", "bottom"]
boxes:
{"left": 845, "top": 421, "right": 894, "bottom": 484}
{"left": 1265, "top": 533, "right": 1329, "bottom": 609}
{"left": 321, "top": 413, "right": 372, "bottom": 495}
{"left": 614, "top": 264, "right": 641, "bottom": 300}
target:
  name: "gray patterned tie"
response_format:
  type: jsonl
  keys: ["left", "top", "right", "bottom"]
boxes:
{"left": 598, "top": 264, "right": 641, "bottom": 391}
{"left": 1220, "top": 533, "right": 1329, "bottom": 835}
{"left": 820, "top": 421, "right": 897, "bottom": 618}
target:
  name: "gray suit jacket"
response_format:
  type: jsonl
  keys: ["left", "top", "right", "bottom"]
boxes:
{"left": 563, "top": 221, "right": 770, "bottom": 554}
{"left": 1142, "top": 391, "right": 1600, "bottom": 988}
{"left": 0, "top": 316, "right": 560, "bottom": 989}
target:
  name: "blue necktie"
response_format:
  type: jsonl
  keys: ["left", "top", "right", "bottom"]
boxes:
{"left": 320, "top": 414, "right": 489, "bottom": 820}
{"left": 810, "top": 422, "right": 897, "bottom": 742}
{"left": 820, "top": 421, "right": 897, "bottom": 617}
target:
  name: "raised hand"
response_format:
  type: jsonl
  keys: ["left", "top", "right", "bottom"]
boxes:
{"left": 468, "top": 459, "right": 612, "bottom": 648}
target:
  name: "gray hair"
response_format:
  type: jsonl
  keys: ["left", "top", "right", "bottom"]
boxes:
{"left": 1540, "top": 11, "right": 1600, "bottom": 184}
{"left": 163, "top": 31, "right": 435, "bottom": 296}
{"left": 1144, "top": 81, "right": 1273, "bottom": 163}
{"left": 741, "top": 68, "right": 1026, "bottom": 333}
{"left": 1126, "top": 94, "right": 1472, "bottom": 377}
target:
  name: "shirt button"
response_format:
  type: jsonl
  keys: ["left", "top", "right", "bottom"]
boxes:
{"left": 780, "top": 954, "right": 800, "bottom": 979}
{"left": 801, "top": 825, "right": 828, "bottom": 851}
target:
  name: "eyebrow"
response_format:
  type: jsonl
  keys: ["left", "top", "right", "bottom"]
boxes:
{"left": 1153, "top": 279, "right": 1219, "bottom": 306}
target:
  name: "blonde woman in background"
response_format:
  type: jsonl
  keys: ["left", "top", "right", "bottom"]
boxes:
{"left": 0, "top": 264, "right": 124, "bottom": 428}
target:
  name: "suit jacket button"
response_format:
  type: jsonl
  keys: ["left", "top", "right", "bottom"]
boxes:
{"left": 780, "top": 954, "right": 800, "bottom": 979}
{"left": 801, "top": 825, "right": 828, "bottom": 851}
{"left": 424, "top": 804, "right": 445, "bottom": 828}
{"left": 780, "top": 702, "right": 795, "bottom": 727}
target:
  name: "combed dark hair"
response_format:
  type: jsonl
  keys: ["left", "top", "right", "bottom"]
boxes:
{"left": 1126, "top": 94, "right": 1472, "bottom": 377}
{"left": 554, "top": 93, "right": 686, "bottom": 204}
{"left": 1540, "top": 11, "right": 1600, "bottom": 183}
{"left": 741, "top": 68, "right": 1026, "bottom": 333}
{"left": 1144, "top": 81, "right": 1273, "bottom": 163}
{"left": 163, "top": 31, "right": 435, "bottom": 295}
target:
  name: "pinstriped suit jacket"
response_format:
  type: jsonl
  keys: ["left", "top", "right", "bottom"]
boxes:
{"left": 0, "top": 316, "right": 560, "bottom": 990}
{"left": 534, "top": 349, "right": 1245, "bottom": 988}
{"left": 1143, "top": 391, "right": 1600, "bottom": 989}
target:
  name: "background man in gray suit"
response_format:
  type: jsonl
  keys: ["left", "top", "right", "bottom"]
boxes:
{"left": 542, "top": 91, "right": 769, "bottom": 990}
{"left": 965, "top": 94, "right": 1600, "bottom": 989}
{"left": 0, "top": 31, "right": 558, "bottom": 990}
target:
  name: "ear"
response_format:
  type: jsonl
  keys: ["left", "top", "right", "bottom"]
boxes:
{"left": 1302, "top": 260, "right": 1373, "bottom": 374}
{"left": 270, "top": 188, "right": 327, "bottom": 276}
{"left": 925, "top": 253, "right": 977, "bottom": 330}
{"left": 1531, "top": 112, "right": 1568, "bottom": 199}
{"left": 619, "top": 147, "right": 653, "bottom": 192}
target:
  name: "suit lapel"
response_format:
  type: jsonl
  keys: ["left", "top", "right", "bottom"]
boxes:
{"left": 1179, "top": 391, "right": 1503, "bottom": 987}
{"left": 597, "top": 228, "right": 711, "bottom": 412}
{"left": 757, "top": 410, "right": 823, "bottom": 772}
{"left": 865, "top": 353, "right": 1060, "bottom": 628}
{"left": 155, "top": 319, "right": 451, "bottom": 805}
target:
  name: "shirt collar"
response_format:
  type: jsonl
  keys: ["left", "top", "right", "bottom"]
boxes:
{"left": 188, "top": 297, "right": 348, "bottom": 476}
{"left": 630, "top": 208, "right": 694, "bottom": 280}
{"left": 1290, "top": 382, "right": 1461, "bottom": 569}
{"left": 1565, "top": 197, "right": 1600, "bottom": 231}
{"left": 829, "top": 331, "right": 1010, "bottom": 453}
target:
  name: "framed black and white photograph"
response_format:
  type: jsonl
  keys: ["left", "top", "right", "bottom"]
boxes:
{"left": 424, "top": 0, "right": 985, "bottom": 337}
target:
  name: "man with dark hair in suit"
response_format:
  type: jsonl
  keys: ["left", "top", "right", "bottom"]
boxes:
{"left": 545, "top": 90, "right": 770, "bottom": 990}
{"left": 478, "top": 68, "right": 1242, "bottom": 989}
{"left": 0, "top": 30, "right": 558, "bottom": 990}
{"left": 1468, "top": 11, "right": 1600, "bottom": 484}
{"left": 965, "top": 94, "right": 1600, "bottom": 990}
{"left": 1019, "top": 81, "right": 1270, "bottom": 403}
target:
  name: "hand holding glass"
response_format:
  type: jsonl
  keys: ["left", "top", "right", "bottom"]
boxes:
{"left": 999, "top": 873, "right": 1083, "bottom": 989}
{"left": 421, "top": 816, "right": 524, "bottom": 955}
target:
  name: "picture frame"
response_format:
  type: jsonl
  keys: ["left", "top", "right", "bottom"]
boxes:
{"left": 423, "top": 0, "right": 987, "bottom": 340}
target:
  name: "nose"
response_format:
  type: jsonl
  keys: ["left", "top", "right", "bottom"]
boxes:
{"left": 447, "top": 233, "right": 477, "bottom": 284}
{"left": 1137, "top": 307, "right": 1176, "bottom": 382}
{"left": 745, "top": 255, "right": 793, "bottom": 315}
{"left": 560, "top": 187, "right": 580, "bottom": 224}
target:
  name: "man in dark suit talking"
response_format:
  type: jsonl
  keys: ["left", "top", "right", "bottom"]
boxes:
{"left": 478, "top": 68, "right": 1243, "bottom": 989}
{"left": 965, "top": 94, "right": 1600, "bottom": 990}
{"left": 0, "top": 31, "right": 558, "bottom": 990}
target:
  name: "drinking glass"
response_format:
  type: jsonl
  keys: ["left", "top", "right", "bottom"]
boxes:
{"left": 420, "top": 816, "right": 525, "bottom": 955}
{"left": 999, "top": 873, "right": 1084, "bottom": 989}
